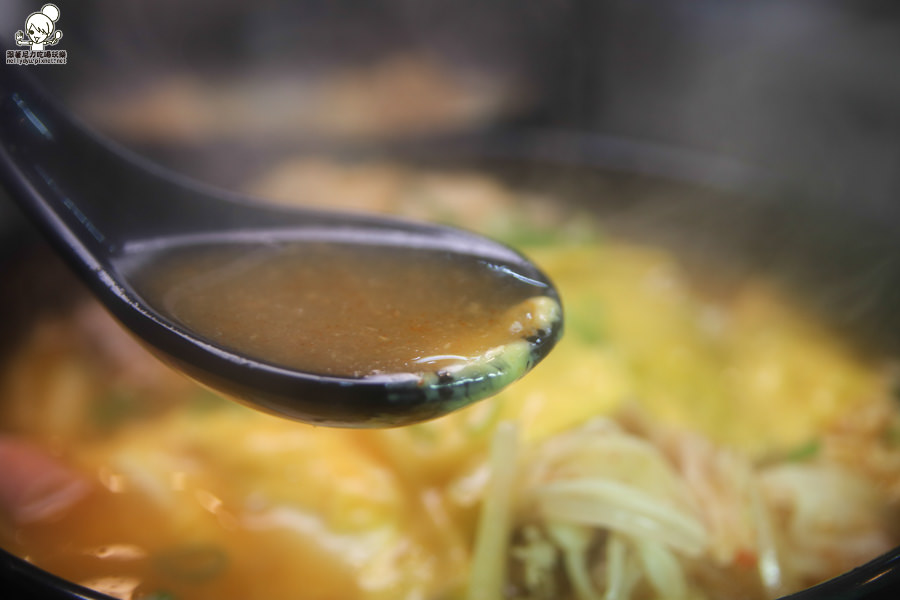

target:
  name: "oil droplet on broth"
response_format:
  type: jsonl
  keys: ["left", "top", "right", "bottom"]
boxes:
{"left": 127, "top": 242, "right": 559, "bottom": 378}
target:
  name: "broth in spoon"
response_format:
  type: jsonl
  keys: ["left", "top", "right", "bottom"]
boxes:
{"left": 124, "top": 238, "right": 561, "bottom": 398}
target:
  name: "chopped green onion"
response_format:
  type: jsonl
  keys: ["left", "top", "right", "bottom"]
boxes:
{"left": 785, "top": 439, "right": 821, "bottom": 462}
{"left": 154, "top": 544, "right": 228, "bottom": 583}
{"left": 143, "top": 592, "right": 178, "bottom": 600}
{"left": 188, "top": 390, "right": 229, "bottom": 414}
{"left": 92, "top": 389, "right": 141, "bottom": 430}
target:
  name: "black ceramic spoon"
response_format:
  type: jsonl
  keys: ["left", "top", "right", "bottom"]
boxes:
{"left": 0, "top": 67, "right": 562, "bottom": 427}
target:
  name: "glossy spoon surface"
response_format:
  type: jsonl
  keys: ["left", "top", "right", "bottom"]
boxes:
{"left": 0, "top": 67, "right": 563, "bottom": 427}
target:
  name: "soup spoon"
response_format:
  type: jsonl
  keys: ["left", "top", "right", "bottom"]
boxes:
{"left": 0, "top": 67, "right": 562, "bottom": 427}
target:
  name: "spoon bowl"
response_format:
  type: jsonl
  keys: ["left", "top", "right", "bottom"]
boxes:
{"left": 0, "top": 66, "right": 563, "bottom": 427}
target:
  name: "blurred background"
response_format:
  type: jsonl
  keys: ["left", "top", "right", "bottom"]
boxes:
{"left": 2, "top": 0, "right": 900, "bottom": 355}
{"left": 2, "top": 0, "right": 899, "bottom": 214}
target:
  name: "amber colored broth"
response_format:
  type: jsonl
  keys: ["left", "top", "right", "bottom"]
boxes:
{"left": 128, "top": 242, "right": 549, "bottom": 377}
{"left": 4, "top": 485, "right": 372, "bottom": 600}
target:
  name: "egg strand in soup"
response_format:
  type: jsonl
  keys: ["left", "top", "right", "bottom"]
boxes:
{"left": 1, "top": 163, "right": 899, "bottom": 600}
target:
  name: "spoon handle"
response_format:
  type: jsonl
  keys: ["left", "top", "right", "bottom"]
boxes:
{"left": 0, "top": 67, "right": 470, "bottom": 259}
{"left": 0, "top": 66, "right": 123, "bottom": 260}
{"left": 0, "top": 67, "right": 289, "bottom": 260}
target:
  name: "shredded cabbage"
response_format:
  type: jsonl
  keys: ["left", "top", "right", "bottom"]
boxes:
{"left": 474, "top": 414, "right": 896, "bottom": 600}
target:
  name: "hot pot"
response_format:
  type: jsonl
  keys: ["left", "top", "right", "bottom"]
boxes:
{"left": 2, "top": 1, "right": 900, "bottom": 598}
{"left": 1, "top": 128, "right": 900, "bottom": 598}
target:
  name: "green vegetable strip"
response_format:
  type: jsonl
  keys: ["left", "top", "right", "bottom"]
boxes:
{"left": 635, "top": 538, "right": 687, "bottom": 600}
{"left": 604, "top": 534, "right": 628, "bottom": 600}
{"left": 547, "top": 523, "right": 601, "bottom": 600}
{"left": 466, "top": 421, "right": 519, "bottom": 600}
{"left": 535, "top": 479, "right": 707, "bottom": 556}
